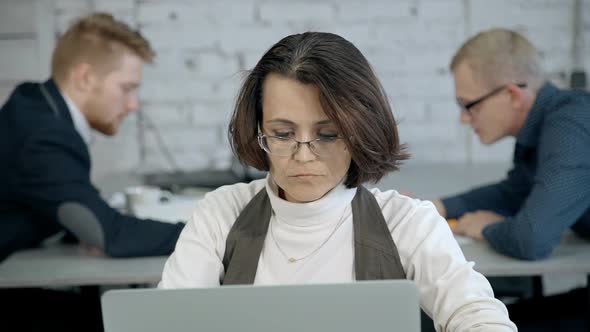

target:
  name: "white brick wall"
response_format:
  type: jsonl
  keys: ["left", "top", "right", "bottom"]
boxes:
{"left": 259, "top": 2, "right": 335, "bottom": 23}
{"left": 2, "top": 0, "right": 588, "bottom": 178}
{"left": 581, "top": 0, "right": 590, "bottom": 76}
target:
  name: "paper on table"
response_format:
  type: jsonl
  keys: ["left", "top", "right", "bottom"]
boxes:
{"left": 132, "top": 195, "right": 202, "bottom": 223}
{"left": 454, "top": 235, "right": 474, "bottom": 245}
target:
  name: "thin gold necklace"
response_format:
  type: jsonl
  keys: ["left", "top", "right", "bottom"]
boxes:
{"left": 270, "top": 206, "right": 349, "bottom": 263}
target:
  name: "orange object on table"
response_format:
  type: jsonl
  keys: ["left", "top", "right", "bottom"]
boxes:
{"left": 447, "top": 219, "right": 458, "bottom": 230}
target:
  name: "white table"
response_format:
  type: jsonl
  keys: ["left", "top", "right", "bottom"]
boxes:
{"left": 0, "top": 245, "right": 167, "bottom": 288}
{"left": 1, "top": 232, "right": 588, "bottom": 288}
{"left": 462, "top": 232, "right": 590, "bottom": 277}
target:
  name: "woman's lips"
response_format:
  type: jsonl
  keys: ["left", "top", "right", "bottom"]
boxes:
{"left": 290, "top": 174, "right": 321, "bottom": 180}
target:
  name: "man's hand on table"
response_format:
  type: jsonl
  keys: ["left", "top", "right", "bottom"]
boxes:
{"left": 453, "top": 210, "right": 503, "bottom": 240}
{"left": 81, "top": 243, "right": 105, "bottom": 257}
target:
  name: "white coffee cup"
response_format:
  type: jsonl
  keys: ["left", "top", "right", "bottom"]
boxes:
{"left": 125, "top": 186, "right": 171, "bottom": 214}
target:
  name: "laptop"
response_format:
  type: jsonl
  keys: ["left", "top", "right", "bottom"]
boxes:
{"left": 101, "top": 280, "right": 421, "bottom": 332}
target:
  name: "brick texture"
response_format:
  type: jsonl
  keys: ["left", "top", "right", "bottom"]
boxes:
{"left": 2, "top": 0, "right": 586, "bottom": 177}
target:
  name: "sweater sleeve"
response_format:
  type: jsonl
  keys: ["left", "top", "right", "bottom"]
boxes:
{"left": 159, "top": 197, "right": 226, "bottom": 288}
{"left": 388, "top": 198, "right": 517, "bottom": 331}
{"left": 159, "top": 183, "right": 260, "bottom": 288}
{"left": 17, "top": 127, "right": 184, "bottom": 257}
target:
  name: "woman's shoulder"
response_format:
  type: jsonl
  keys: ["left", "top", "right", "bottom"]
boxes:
{"left": 365, "top": 186, "right": 442, "bottom": 228}
{"left": 188, "top": 178, "right": 267, "bottom": 233}
{"left": 365, "top": 187, "right": 458, "bottom": 269}
{"left": 199, "top": 178, "right": 267, "bottom": 214}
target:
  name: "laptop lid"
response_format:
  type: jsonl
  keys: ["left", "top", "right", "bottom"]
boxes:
{"left": 101, "top": 280, "right": 420, "bottom": 332}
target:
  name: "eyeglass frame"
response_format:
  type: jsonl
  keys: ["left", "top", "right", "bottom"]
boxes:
{"left": 256, "top": 125, "right": 347, "bottom": 157}
{"left": 460, "top": 83, "right": 527, "bottom": 115}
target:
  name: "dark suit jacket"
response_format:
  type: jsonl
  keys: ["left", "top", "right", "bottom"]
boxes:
{"left": 0, "top": 79, "right": 184, "bottom": 261}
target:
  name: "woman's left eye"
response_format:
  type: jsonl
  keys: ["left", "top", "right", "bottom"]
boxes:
{"left": 318, "top": 133, "right": 338, "bottom": 140}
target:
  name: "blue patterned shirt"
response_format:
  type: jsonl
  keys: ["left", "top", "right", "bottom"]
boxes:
{"left": 442, "top": 82, "right": 590, "bottom": 260}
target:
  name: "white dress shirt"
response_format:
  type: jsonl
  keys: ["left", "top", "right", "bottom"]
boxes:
{"left": 63, "top": 93, "right": 92, "bottom": 145}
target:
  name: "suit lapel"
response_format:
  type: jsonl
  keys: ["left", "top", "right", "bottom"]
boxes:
{"left": 41, "top": 79, "right": 74, "bottom": 126}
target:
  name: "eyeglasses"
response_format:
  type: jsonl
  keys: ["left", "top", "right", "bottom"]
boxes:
{"left": 257, "top": 134, "right": 345, "bottom": 157}
{"left": 460, "top": 83, "right": 527, "bottom": 115}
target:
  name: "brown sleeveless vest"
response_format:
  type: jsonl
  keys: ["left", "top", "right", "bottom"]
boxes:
{"left": 221, "top": 185, "right": 405, "bottom": 284}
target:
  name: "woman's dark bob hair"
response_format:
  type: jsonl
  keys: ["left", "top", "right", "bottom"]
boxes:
{"left": 229, "top": 31, "right": 409, "bottom": 188}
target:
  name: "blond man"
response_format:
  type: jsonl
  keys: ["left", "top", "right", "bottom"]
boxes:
{"left": 0, "top": 13, "right": 184, "bottom": 261}
{"left": 433, "top": 28, "right": 590, "bottom": 260}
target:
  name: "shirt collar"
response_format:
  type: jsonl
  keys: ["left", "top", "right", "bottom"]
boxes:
{"left": 62, "top": 93, "right": 93, "bottom": 145}
{"left": 516, "top": 81, "right": 560, "bottom": 147}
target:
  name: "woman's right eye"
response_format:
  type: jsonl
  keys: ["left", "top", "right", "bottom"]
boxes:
{"left": 273, "top": 131, "right": 293, "bottom": 138}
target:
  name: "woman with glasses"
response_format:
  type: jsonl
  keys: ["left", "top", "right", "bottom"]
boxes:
{"left": 160, "top": 32, "right": 516, "bottom": 331}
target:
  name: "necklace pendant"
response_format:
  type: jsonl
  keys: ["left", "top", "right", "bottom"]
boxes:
{"left": 288, "top": 257, "right": 296, "bottom": 263}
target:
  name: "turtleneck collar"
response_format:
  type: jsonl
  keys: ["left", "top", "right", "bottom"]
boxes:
{"left": 265, "top": 175, "right": 357, "bottom": 227}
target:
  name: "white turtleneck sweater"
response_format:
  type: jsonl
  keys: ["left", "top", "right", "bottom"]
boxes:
{"left": 160, "top": 177, "right": 516, "bottom": 331}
